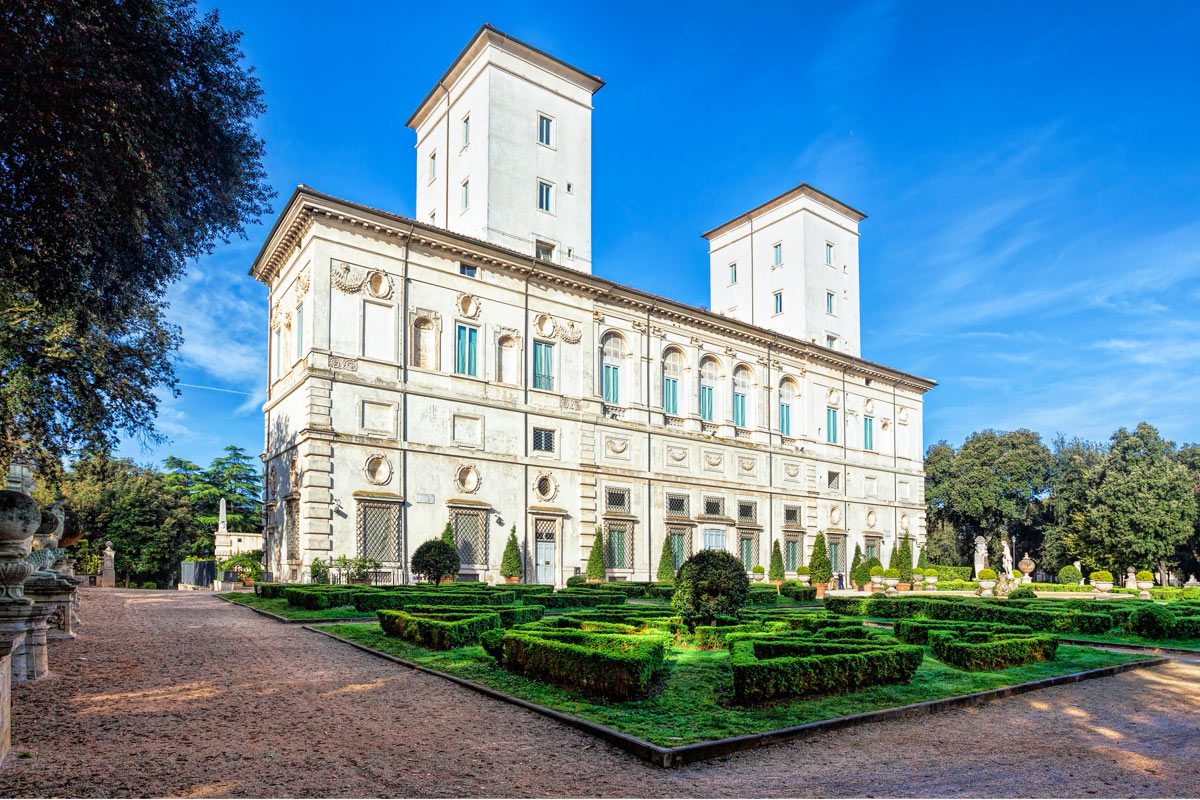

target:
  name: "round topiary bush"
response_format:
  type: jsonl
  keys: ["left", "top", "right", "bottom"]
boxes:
{"left": 1057, "top": 564, "right": 1083, "bottom": 585}
{"left": 672, "top": 549, "right": 750, "bottom": 628}
{"left": 923, "top": 568, "right": 939, "bottom": 578}
{"left": 978, "top": 568, "right": 997, "bottom": 580}
{"left": 869, "top": 565, "right": 884, "bottom": 577}
{"left": 1135, "top": 570, "right": 1155, "bottom": 583}
{"left": 883, "top": 568, "right": 900, "bottom": 579}
{"left": 1009, "top": 587, "right": 1037, "bottom": 600}
{"left": 411, "top": 539, "right": 460, "bottom": 584}
{"left": 1090, "top": 570, "right": 1113, "bottom": 582}
{"left": 1129, "top": 605, "right": 1176, "bottom": 639}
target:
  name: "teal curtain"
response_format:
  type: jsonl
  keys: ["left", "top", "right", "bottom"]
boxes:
{"left": 456, "top": 325, "right": 477, "bottom": 376}
{"left": 733, "top": 392, "right": 746, "bottom": 427}
{"left": 826, "top": 407, "right": 838, "bottom": 443}
{"left": 785, "top": 540, "right": 798, "bottom": 571}
{"left": 864, "top": 417, "right": 874, "bottom": 450}
{"left": 603, "top": 364, "right": 620, "bottom": 403}
{"left": 534, "top": 341, "right": 553, "bottom": 390}
{"left": 739, "top": 537, "right": 753, "bottom": 568}
{"left": 700, "top": 385, "right": 713, "bottom": 420}
{"left": 663, "top": 377, "right": 678, "bottom": 414}
{"left": 779, "top": 403, "right": 791, "bottom": 436}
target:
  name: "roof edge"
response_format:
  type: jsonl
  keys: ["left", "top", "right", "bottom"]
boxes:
{"left": 701, "top": 183, "right": 868, "bottom": 241}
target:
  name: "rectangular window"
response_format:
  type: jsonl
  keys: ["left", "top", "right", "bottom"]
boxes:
{"left": 535, "top": 241, "right": 555, "bottom": 262}
{"left": 605, "top": 522, "right": 629, "bottom": 569}
{"left": 665, "top": 493, "right": 689, "bottom": 517}
{"left": 702, "top": 529, "right": 725, "bottom": 551}
{"left": 603, "top": 364, "right": 620, "bottom": 404}
{"left": 783, "top": 505, "right": 800, "bottom": 525}
{"left": 532, "top": 427, "right": 555, "bottom": 453}
{"left": 663, "top": 377, "right": 678, "bottom": 415}
{"left": 866, "top": 542, "right": 878, "bottom": 561}
{"left": 294, "top": 303, "right": 304, "bottom": 361}
{"left": 826, "top": 291, "right": 835, "bottom": 314}
{"left": 773, "top": 291, "right": 783, "bottom": 314}
{"left": 825, "top": 242, "right": 834, "bottom": 265}
{"left": 733, "top": 392, "right": 746, "bottom": 427}
{"left": 605, "top": 487, "right": 631, "bottom": 514}
{"left": 668, "top": 527, "right": 690, "bottom": 569}
{"left": 356, "top": 500, "right": 400, "bottom": 563}
{"left": 452, "top": 509, "right": 487, "bottom": 565}
{"left": 459, "top": 263, "right": 477, "bottom": 277}
{"left": 772, "top": 242, "right": 782, "bottom": 266}
{"left": 826, "top": 335, "right": 837, "bottom": 349}
{"left": 428, "top": 151, "right": 437, "bottom": 183}
{"left": 779, "top": 402, "right": 791, "bottom": 436}
{"left": 739, "top": 535, "right": 754, "bottom": 569}
{"left": 737, "top": 501, "right": 756, "bottom": 523}
{"left": 703, "top": 496, "right": 724, "bottom": 517}
{"left": 785, "top": 539, "right": 799, "bottom": 571}
{"left": 363, "top": 301, "right": 395, "bottom": 362}
{"left": 729, "top": 263, "right": 737, "bottom": 284}
{"left": 272, "top": 330, "right": 281, "bottom": 379}
{"left": 538, "top": 114, "right": 553, "bottom": 146}
{"left": 829, "top": 539, "right": 843, "bottom": 571}
{"left": 537, "top": 181, "right": 552, "bottom": 212}
{"left": 699, "top": 385, "right": 714, "bottom": 421}
{"left": 461, "top": 179, "right": 469, "bottom": 210}
{"left": 864, "top": 417, "right": 875, "bottom": 451}
{"left": 462, "top": 115, "right": 470, "bottom": 146}
{"left": 826, "top": 407, "right": 838, "bottom": 444}
{"left": 455, "top": 324, "right": 478, "bottom": 376}
{"left": 533, "top": 341, "right": 554, "bottom": 391}
{"left": 827, "top": 471, "right": 840, "bottom": 490}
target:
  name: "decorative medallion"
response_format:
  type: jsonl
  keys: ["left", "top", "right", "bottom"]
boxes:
{"left": 534, "top": 313, "right": 557, "bottom": 338}
{"left": 866, "top": 510, "right": 877, "bottom": 529}
{"left": 532, "top": 472, "right": 558, "bottom": 502}
{"left": 592, "top": 310, "right": 605, "bottom": 322}
{"left": 864, "top": 399, "right": 875, "bottom": 415}
{"left": 898, "top": 407, "right": 909, "bottom": 425}
{"left": 900, "top": 513, "right": 910, "bottom": 532}
{"left": 830, "top": 506, "right": 842, "bottom": 526}
{"left": 704, "top": 452, "right": 723, "bottom": 468}
{"left": 783, "top": 463, "right": 800, "bottom": 478}
{"left": 557, "top": 321, "right": 582, "bottom": 344}
{"left": 365, "top": 271, "right": 393, "bottom": 299}
{"left": 560, "top": 397, "right": 581, "bottom": 411}
{"left": 363, "top": 454, "right": 393, "bottom": 486}
{"left": 329, "top": 355, "right": 359, "bottom": 372}
{"left": 330, "top": 259, "right": 393, "bottom": 299}
{"left": 827, "top": 388, "right": 841, "bottom": 408}
{"left": 667, "top": 446, "right": 688, "bottom": 463}
{"left": 606, "top": 437, "right": 629, "bottom": 455}
{"left": 881, "top": 418, "right": 892, "bottom": 431}
{"left": 454, "top": 464, "right": 481, "bottom": 494}
{"left": 456, "top": 293, "right": 481, "bottom": 319}
{"left": 738, "top": 457, "right": 755, "bottom": 473}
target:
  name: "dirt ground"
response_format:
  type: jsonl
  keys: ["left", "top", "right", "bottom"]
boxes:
{"left": 1, "top": 589, "right": 1198, "bottom": 798}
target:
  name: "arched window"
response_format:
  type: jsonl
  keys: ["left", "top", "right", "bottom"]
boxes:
{"left": 699, "top": 357, "right": 721, "bottom": 422}
{"left": 732, "top": 365, "right": 751, "bottom": 428}
{"left": 496, "top": 335, "right": 518, "bottom": 384}
{"left": 411, "top": 317, "right": 435, "bottom": 369}
{"left": 779, "top": 378, "right": 797, "bottom": 437}
{"left": 601, "top": 332, "right": 624, "bottom": 404}
{"left": 661, "top": 348, "right": 685, "bottom": 415}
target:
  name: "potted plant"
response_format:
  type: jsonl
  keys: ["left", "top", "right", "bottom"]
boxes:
{"left": 911, "top": 568, "right": 924, "bottom": 591}
{"left": 347, "top": 556, "right": 380, "bottom": 585}
{"left": 586, "top": 527, "right": 606, "bottom": 583}
{"left": 883, "top": 568, "right": 900, "bottom": 589}
{"left": 795, "top": 565, "right": 811, "bottom": 586}
{"left": 977, "top": 568, "right": 998, "bottom": 597}
{"left": 870, "top": 565, "right": 885, "bottom": 590}
{"left": 923, "top": 567, "right": 939, "bottom": 590}
{"left": 1135, "top": 570, "right": 1155, "bottom": 590}
{"left": 768, "top": 541, "right": 785, "bottom": 587}
{"left": 751, "top": 565, "right": 765, "bottom": 582}
{"left": 809, "top": 533, "right": 833, "bottom": 598}
{"left": 500, "top": 526, "right": 522, "bottom": 584}
{"left": 1090, "top": 570, "right": 1114, "bottom": 593}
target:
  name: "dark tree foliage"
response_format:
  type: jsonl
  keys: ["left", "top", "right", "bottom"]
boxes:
{"left": 163, "top": 446, "right": 262, "bottom": 557}
{"left": 0, "top": 0, "right": 272, "bottom": 467}
{"left": 672, "top": 549, "right": 749, "bottom": 627}
{"left": 411, "top": 540, "right": 460, "bottom": 585}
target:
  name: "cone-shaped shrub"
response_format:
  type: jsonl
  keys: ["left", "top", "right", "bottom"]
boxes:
{"left": 917, "top": 546, "right": 930, "bottom": 569}
{"left": 500, "top": 526, "right": 522, "bottom": 579}
{"left": 809, "top": 532, "right": 832, "bottom": 585}
{"left": 768, "top": 541, "right": 785, "bottom": 582}
{"left": 850, "top": 544, "right": 863, "bottom": 579}
{"left": 440, "top": 521, "right": 454, "bottom": 547}
{"left": 586, "top": 527, "right": 606, "bottom": 580}
{"left": 897, "top": 538, "right": 914, "bottom": 584}
{"left": 657, "top": 536, "right": 677, "bottom": 581}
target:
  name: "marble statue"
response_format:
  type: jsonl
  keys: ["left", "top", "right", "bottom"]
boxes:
{"left": 973, "top": 536, "right": 988, "bottom": 579}
{"left": 1001, "top": 540, "right": 1014, "bottom": 578}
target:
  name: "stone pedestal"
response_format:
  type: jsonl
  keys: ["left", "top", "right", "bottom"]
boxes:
{"left": 100, "top": 541, "right": 116, "bottom": 588}
{"left": 26, "top": 573, "right": 80, "bottom": 641}
{"left": 0, "top": 638, "right": 11, "bottom": 765}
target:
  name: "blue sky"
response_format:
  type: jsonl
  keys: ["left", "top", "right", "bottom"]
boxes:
{"left": 118, "top": 0, "right": 1200, "bottom": 470}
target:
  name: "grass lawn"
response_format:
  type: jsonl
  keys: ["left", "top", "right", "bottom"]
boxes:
{"left": 1062, "top": 632, "right": 1200, "bottom": 651}
{"left": 316, "top": 623, "right": 1149, "bottom": 746}
{"left": 218, "top": 592, "right": 374, "bottom": 620}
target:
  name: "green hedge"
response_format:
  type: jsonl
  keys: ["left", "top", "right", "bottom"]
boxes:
{"left": 728, "top": 635, "right": 924, "bottom": 703}
{"left": 256, "top": 583, "right": 286, "bottom": 599}
{"left": 927, "top": 629, "right": 1059, "bottom": 670}
{"left": 893, "top": 619, "right": 1033, "bottom": 645}
{"left": 401, "top": 604, "right": 544, "bottom": 628}
{"left": 377, "top": 609, "right": 500, "bottom": 650}
{"left": 536, "top": 591, "right": 626, "bottom": 609}
{"left": 830, "top": 595, "right": 1115, "bottom": 635}
{"left": 481, "top": 628, "right": 666, "bottom": 700}
{"left": 283, "top": 587, "right": 355, "bottom": 609}
{"left": 933, "top": 580, "right": 980, "bottom": 591}
{"left": 929, "top": 565, "right": 973, "bottom": 581}
{"left": 353, "top": 590, "right": 516, "bottom": 613}
{"left": 778, "top": 581, "right": 818, "bottom": 602}
{"left": 645, "top": 582, "right": 676, "bottom": 600}
{"left": 747, "top": 586, "right": 781, "bottom": 605}
{"left": 1027, "top": 582, "right": 1090, "bottom": 593}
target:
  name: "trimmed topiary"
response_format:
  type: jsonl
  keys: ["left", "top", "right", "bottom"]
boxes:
{"left": 883, "top": 568, "right": 900, "bottom": 579}
{"left": 672, "top": 549, "right": 750, "bottom": 628}
{"left": 917, "top": 546, "right": 930, "bottom": 569}
{"left": 411, "top": 540, "right": 460, "bottom": 585}
{"left": 923, "top": 568, "right": 939, "bottom": 578}
{"left": 440, "top": 521, "right": 455, "bottom": 547}
{"left": 769, "top": 541, "right": 785, "bottom": 582}
{"left": 809, "top": 532, "right": 833, "bottom": 585}
{"left": 657, "top": 536, "right": 677, "bottom": 582}
{"left": 1057, "top": 564, "right": 1083, "bottom": 585}
{"left": 978, "top": 568, "right": 998, "bottom": 580}
{"left": 850, "top": 544, "right": 863, "bottom": 583}
{"left": 565, "top": 575, "right": 587, "bottom": 587}
{"left": 1090, "top": 570, "right": 1113, "bottom": 582}
{"left": 869, "top": 565, "right": 884, "bottom": 577}
{"left": 585, "top": 527, "right": 606, "bottom": 581}
{"left": 1128, "top": 605, "right": 1176, "bottom": 639}
{"left": 500, "top": 526, "right": 523, "bottom": 580}
{"left": 1009, "top": 587, "right": 1037, "bottom": 600}
{"left": 897, "top": 537, "right": 914, "bottom": 584}
{"left": 1135, "top": 570, "right": 1155, "bottom": 583}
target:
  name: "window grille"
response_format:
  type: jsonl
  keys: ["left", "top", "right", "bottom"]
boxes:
{"left": 738, "top": 530, "right": 760, "bottom": 569}
{"left": 784, "top": 505, "right": 801, "bottom": 526}
{"left": 533, "top": 428, "right": 555, "bottom": 452}
{"left": 452, "top": 510, "right": 488, "bottom": 565}
{"left": 737, "top": 501, "right": 757, "bottom": 523}
{"left": 356, "top": 500, "right": 401, "bottom": 563}
{"left": 827, "top": 471, "right": 841, "bottom": 490}
{"left": 785, "top": 535, "right": 802, "bottom": 571}
{"left": 605, "top": 487, "right": 631, "bottom": 514}
{"left": 665, "top": 493, "right": 689, "bottom": 518}
{"left": 535, "top": 518, "right": 556, "bottom": 541}
{"left": 285, "top": 498, "right": 299, "bottom": 562}
{"left": 604, "top": 520, "right": 635, "bottom": 569}
{"left": 666, "top": 524, "right": 692, "bottom": 569}
{"left": 703, "top": 496, "right": 725, "bottom": 517}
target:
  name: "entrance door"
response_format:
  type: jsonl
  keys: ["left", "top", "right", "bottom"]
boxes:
{"left": 535, "top": 538, "right": 555, "bottom": 585}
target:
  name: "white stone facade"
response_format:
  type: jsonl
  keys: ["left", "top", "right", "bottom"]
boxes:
{"left": 249, "top": 27, "right": 933, "bottom": 587}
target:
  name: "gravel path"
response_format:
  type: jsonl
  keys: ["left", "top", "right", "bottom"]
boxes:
{"left": 2, "top": 589, "right": 1198, "bottom": 798}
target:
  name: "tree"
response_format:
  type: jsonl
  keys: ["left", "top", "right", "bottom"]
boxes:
{"left": 656, "top": 536, "right": 676, "bottom": 582}
{"left": 672, "top": 550, "right": 749, "bottom": 628}
{"left": 1173, "top": 442, "right": 1200, "bottom": 580}
{"left": 896, "top": 537, "right": 913, "bottom": 584}
{"left": 0, "top": 0, "right": 273, "bottom": 468}
{"left": 917, "top": 546, "right": 930, "bottom": 569}
{"left": 586, "top": 527, "right": 606, "bottom": 580}
{"left": 809, "top": 532, "right": 832, "bottom": 585}
{"left": 1065, "top": 423, "right": 1196, "bottom": 583}
{"left": 500, "top": 526, "right": 522, "bottom": 580}
{"left": 411, "top": 540, "right": 459, "bottom": 585}
{"left": 849, "top": 543, "right": 863, "bottom": 581}
{"left": 1040, "top": 435, "right": 1105, "bottom": 572}
{"left": 441, "top": 522, "right": 455, "bottom": 547}
{"left": 768, "top": 540, "right": 785, "bottom": 582}
{"left": 163, "top": 446, "right": 262, "bottom": 556}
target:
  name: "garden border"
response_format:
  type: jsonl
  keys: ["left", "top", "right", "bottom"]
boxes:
{"left": 303, "top": 624, "right": 1166, "bottom": 768}
{"left": 213, "top": 593, "right": 374, "bottom": 625}
{"left": 863, "top": 619, "right": 1200, "bottom": 657}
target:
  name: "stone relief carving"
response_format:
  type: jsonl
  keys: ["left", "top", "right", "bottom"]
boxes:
{"left": 560, "top": 397, "right": 581, "bottom": 411}
{"left": 898, "top": 407, "right": 909, "bottom": 424}
{"left": 667, "top": 446, "right": 688, "bottom": 463}
{"left": 606, "top": 438, "right": 629, "bottom": 455}
{"left": 900, "top": 513, "right": 910, "bottom": 532}
{"left": 557, "top": 321, "right": 582, "bottom": 344}
{"left": 363, "top": 454, "right": 393, "bottom": 486}
{"left": 534, "top": 313, "right": 556, "bottom": 338}
{"left": 330, "top": 259, "right": 393, "bottom": 299}
{"left": 456, "top": 293, "right": 481, "bottom": 319}
{"left": 827, "top": 388, "right": 841, "bottom": 407}
{"left": 295, "top": 264, "right": 311, "bottom": 296}
{"left": 783, "top": 462, "right": 801, "bottom": 478}
{"left": 269, "top": 304, "right": 291, "bottom": 332}
{"left": 329, "top": 355, "right": 359, "bottom": 371}
{"left": 864, "top": 399, "right": 875, "bottom": 415}
{"left": 738, "top": 457, "right": 755, "bottom": 473}
{"left": 866, "top": 510, "right": 877, "bottom": 528}
{"left": 454, "top": 464, "right": 481, "bottom": 494}
{"left": 703, "top": 452, "right": 723, "bottom": 468}
{"left": 830, "top": 506, "right": 842, "bottom": 526}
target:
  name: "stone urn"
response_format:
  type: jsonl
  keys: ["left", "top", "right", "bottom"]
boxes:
{"left": 57, "top": 511, "right": 84, "bottom": 548}
{"left": 796, "top": 574, "right": 811, "bottom": 586}
{"left": 1018, "top": 553, "right": 1036, "bottom": 583}
{"left": 924, "top": 575, "right": 939, "bottom": 590}
{"left": 978, "top": 579, "right": 997, "bottom": 597}
{"left": 871, "top": 575, "right": 884, "bottom": 591}
{"left": 884, "top": 577, "right": 899, "bottom": 590}
{"left": 1136, "top": 579, "right": 1154, "bottom": 600}
{"left": 1092, "top": 581, "right": 1113, "bottom": 593}
{"left": 0, "top": 489, "right": 40, "bottom": 600}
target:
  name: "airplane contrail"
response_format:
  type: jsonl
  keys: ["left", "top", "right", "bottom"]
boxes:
{"left": 177, "top": 382, "right": 256, "bottom": 397}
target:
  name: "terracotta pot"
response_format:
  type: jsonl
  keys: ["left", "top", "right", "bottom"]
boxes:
{"left": 897, "top": 583, "right": 910, "bottom": 592}
{"left": 814, "top": 583, "right": 827, "bottom": 598}
{"left": 439, "top": 577, "right": 454, "bottom": 584}
{"left": 505, "top": 576, "right": 519, "bottom": 584}
{"left": 587, "top": 578, "right": 602, "bottom": 584}
{"left": 771, "top": 579, "right": 783, "bottom": 587}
